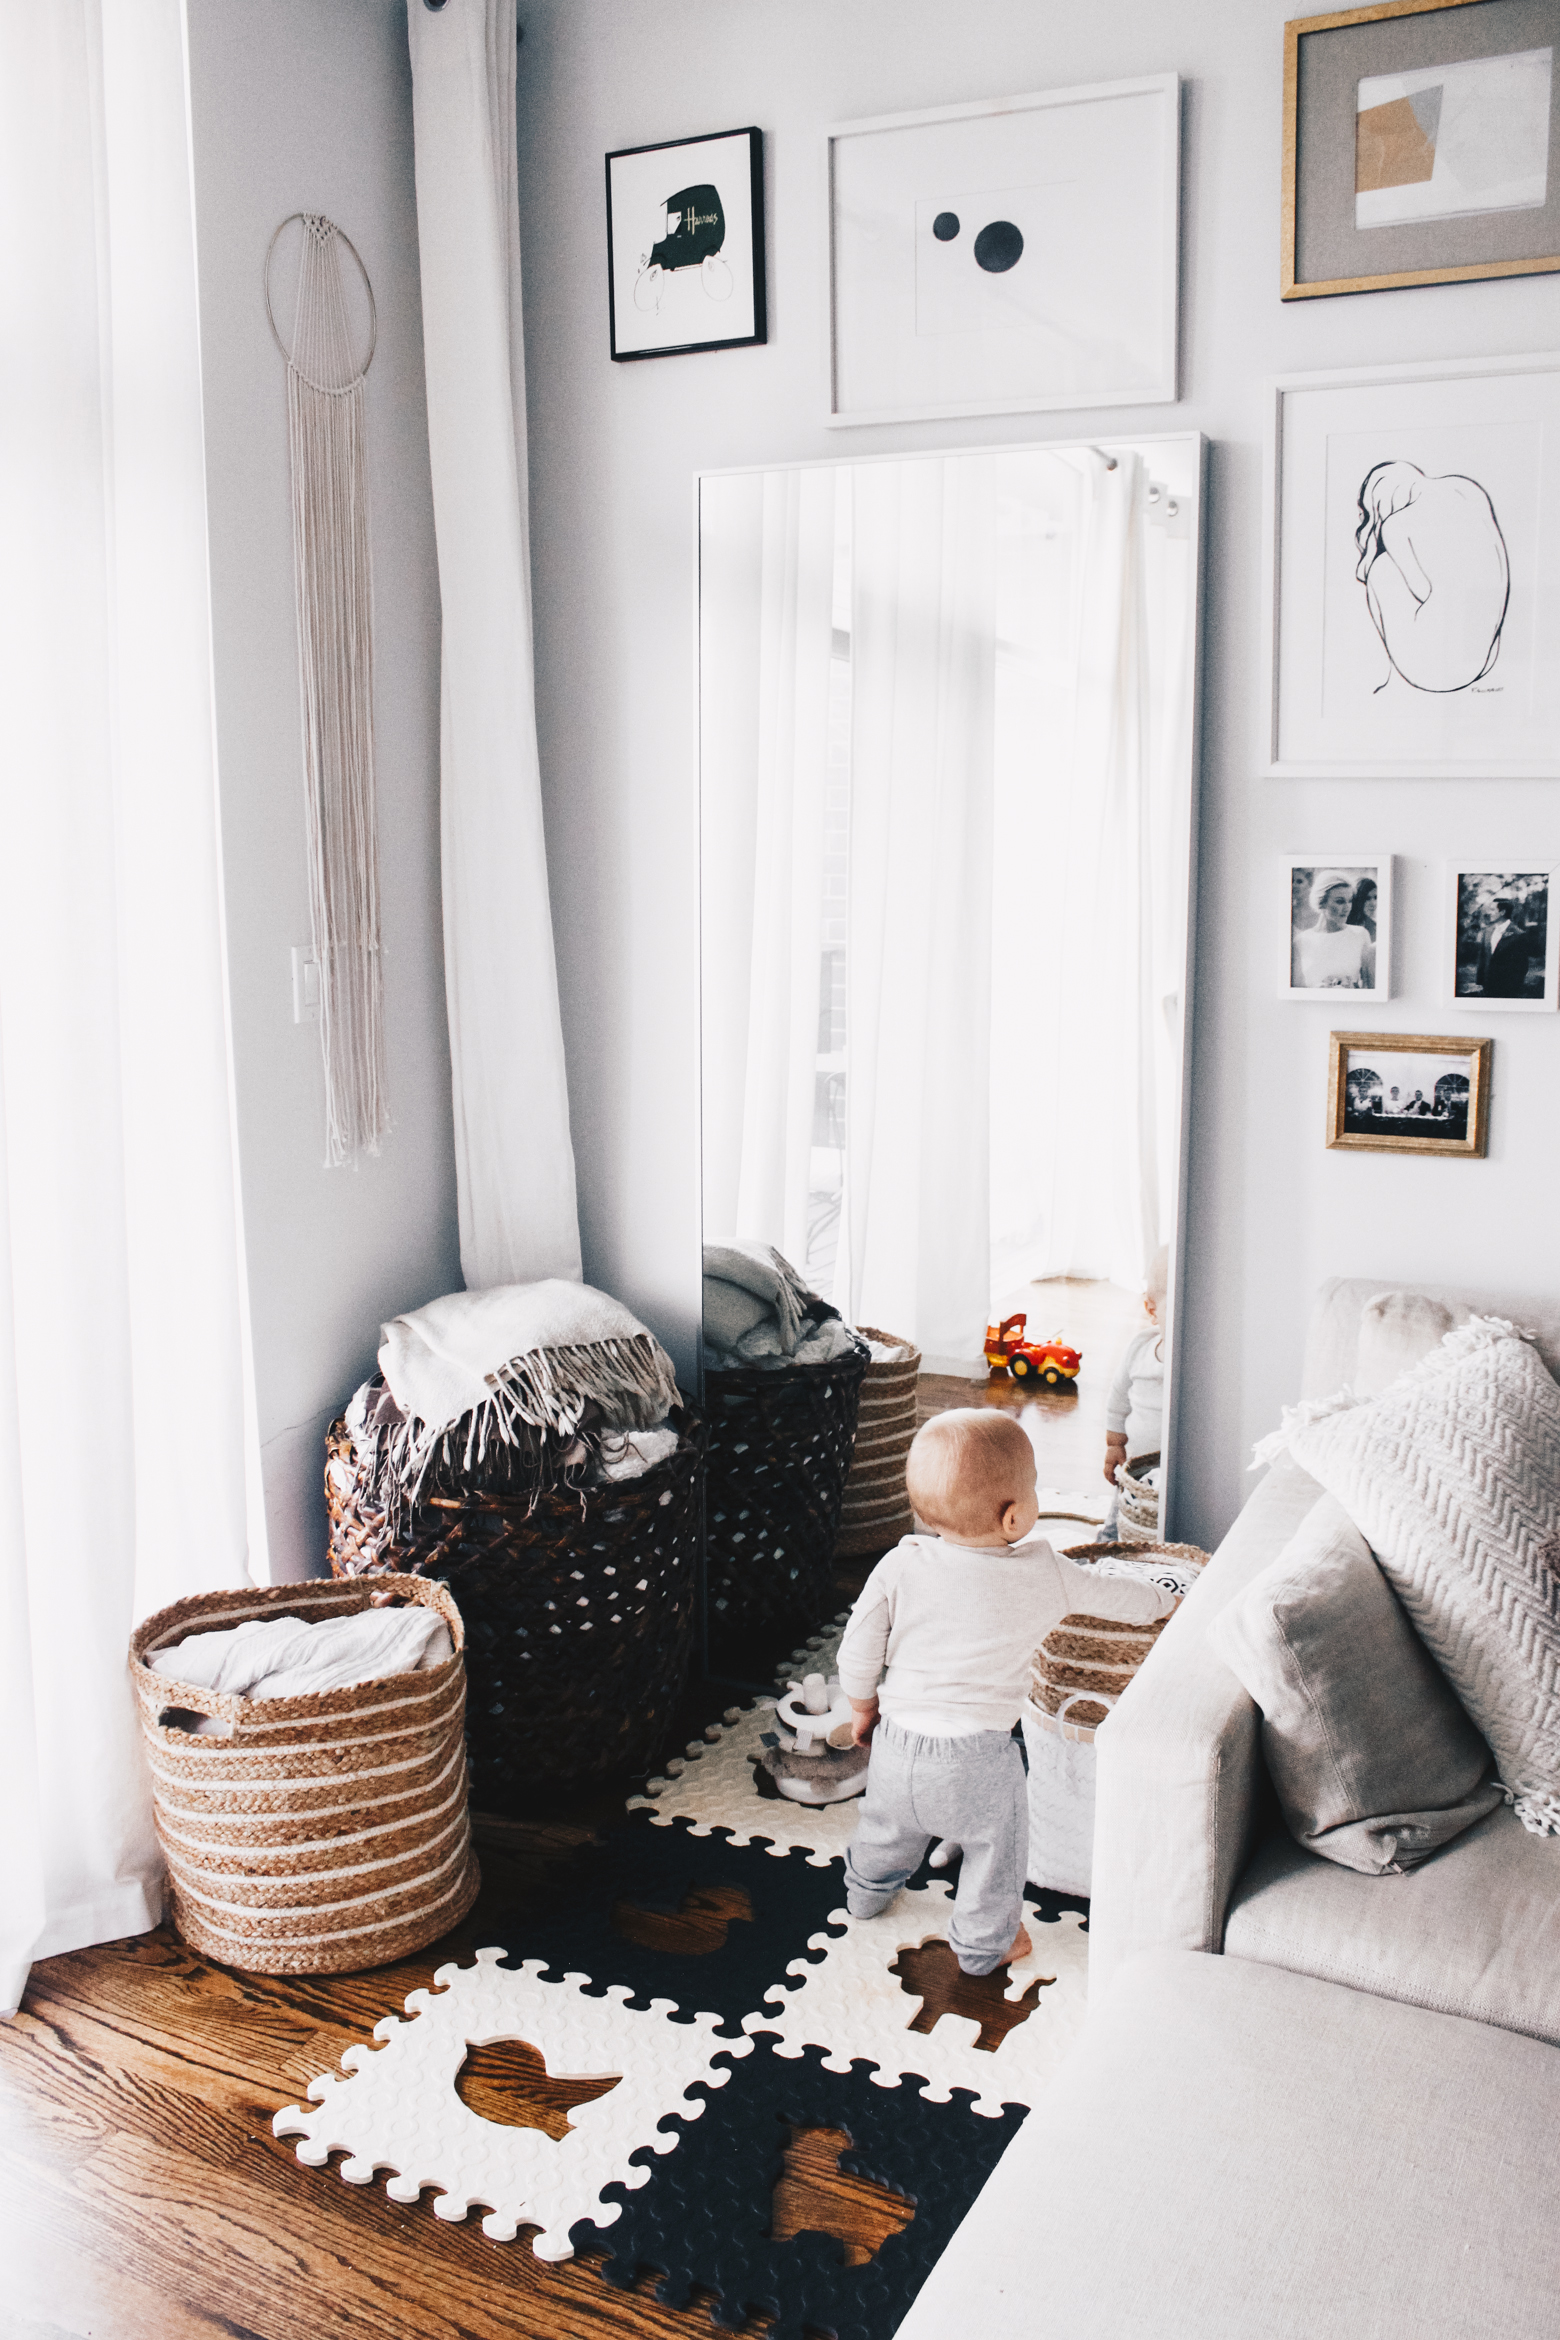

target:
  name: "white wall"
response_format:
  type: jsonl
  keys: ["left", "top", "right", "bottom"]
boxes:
{"left": 514, "top": 0, "right": 1560, "bottom": 1552}
{"left": 187, "top": 0, "right": 460, "bottom": 1580}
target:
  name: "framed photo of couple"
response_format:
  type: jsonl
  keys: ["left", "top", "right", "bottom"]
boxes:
{"left": 1446, "top": 863, "right": 1557, "bottom": 1008}
{"left": 1282, "top": 856, "right": 1394, "bottom": 997}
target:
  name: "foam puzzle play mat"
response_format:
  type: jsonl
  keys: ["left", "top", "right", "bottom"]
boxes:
{"left": 275, "top": 1625, "right": 1090, "bottom": 2339}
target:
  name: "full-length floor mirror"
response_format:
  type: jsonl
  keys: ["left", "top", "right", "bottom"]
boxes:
{"left": 698, "top": 434, "right": 1203, "bottom": 1675}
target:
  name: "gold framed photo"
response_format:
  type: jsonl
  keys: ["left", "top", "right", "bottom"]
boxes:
{"left": 1283, "top": 0, "right": 1560, "bottom": 300}
{"left": 1327, "top": 1031, "right": 1492, "bottom": 1154}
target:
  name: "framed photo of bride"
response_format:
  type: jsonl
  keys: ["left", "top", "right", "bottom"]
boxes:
{"left": 1283, "top": 857, "right": 1395, "bottom": 998}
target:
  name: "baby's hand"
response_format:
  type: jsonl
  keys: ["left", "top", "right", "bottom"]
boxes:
{"left": 849, "top": 1695, "right": 879, "bottom": 1748}
{"left": 1103, "top": 1433, "right": 1127, "bottom": 1488}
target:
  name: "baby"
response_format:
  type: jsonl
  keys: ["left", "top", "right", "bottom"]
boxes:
{"left": 1102, "top": 1246, "right": 1169, "bottom": 1521}
{"left": 837, "top": 1408, "right": 1174, "bottom": 1976}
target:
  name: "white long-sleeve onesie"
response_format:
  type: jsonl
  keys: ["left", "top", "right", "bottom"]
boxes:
{"left": 835, "top": 1533, "right": 1174, "bottom": 1738}
{"left": 1105, "top": 1324, "right": 1166, "bottom": 1458}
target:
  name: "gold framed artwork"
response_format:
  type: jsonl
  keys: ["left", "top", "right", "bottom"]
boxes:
{"left": 1326, "top": 1031, "right": 1493, "bottom": 1154}
{"left": 1283, "top": 0, "right": 1560, "bottom": 299}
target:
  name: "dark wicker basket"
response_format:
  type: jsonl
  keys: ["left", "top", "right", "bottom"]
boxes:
{"left": 704, "top": 1340, "right": 869, "bottom": 1679}
{"left": 326, "top": 1402, "right": 706, "bottom": 1808}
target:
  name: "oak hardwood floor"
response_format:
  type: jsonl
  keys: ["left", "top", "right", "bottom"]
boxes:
{"left": 1, "top": 1812, "right": 961, "bottom": 2340}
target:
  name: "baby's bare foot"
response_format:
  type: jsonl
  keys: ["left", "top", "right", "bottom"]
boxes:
{"left": 1006, "top": 1922, "right": 1032, "bottom": 1964}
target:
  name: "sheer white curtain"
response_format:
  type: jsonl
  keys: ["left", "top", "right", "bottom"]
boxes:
{"left": 846, "top": 458, "right": 997, "bottom": 1368}
{"left": 992, "top": 450, "right": 1165, "bottom": 1293}
{"left": 699, "top": 469, "right": 837, "bottom": 1261}
{"left": 0, "top": 0, "right": 258, "bottom": 2014}
{"left": 406, "top": 0, "right": 581, "bottom": 1290}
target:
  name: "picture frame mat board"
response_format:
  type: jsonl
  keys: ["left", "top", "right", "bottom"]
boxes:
{"left": 826, "top": 75, "right": 1180, "bottom": 426}
{"left": 606, "top": 126, "right": 766, "bottom": 362}
{"left": 1281, "top": 854, "right": 1396, "bottom": 997}
{"left": 1326, "top": 1029, "right": 1493, "bottom": 1154}
{"left": 1283, "top": 0, "right": 1560, "bottom": 300}
{"left": 1262, "top": 352, "right": 1560, "bottom": 777}
{"left": 1444, "top": 862, "right": 1559, "bottom": 1009}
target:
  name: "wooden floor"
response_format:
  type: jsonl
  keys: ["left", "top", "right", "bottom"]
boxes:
{"left": 1, "top": 1808, "right": 1033, "bottom": 2340}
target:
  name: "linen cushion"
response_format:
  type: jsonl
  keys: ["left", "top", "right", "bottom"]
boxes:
{"left": 1209, "top": 1494, "right": 1499, "bottom": 1872}
{"left": 1282, "top": 1320, "right": 1560, "bottom": 1835}
{"left": 895, "top": 1948, "right": 1560, "bottom": 2340}
{"left": 1352, "top": 1289, "right": 1460, "bottom": 1396}
{"left": 1226, "top": 1807, "right": 1560, "bottom": 2047}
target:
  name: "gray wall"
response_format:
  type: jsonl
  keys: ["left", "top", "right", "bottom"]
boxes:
{"left": 187, "top": 0, "right": 460, "bottom": 1580}
{"left": 514, "top": 0, "right": 1560, "bottom": 1550}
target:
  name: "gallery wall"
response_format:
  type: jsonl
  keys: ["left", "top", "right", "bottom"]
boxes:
{"left": 514, "top": 0, "right": 1560, "bottom": 1549}
{"left": 186, "top": 0, "right": 461, "bottom": 1580}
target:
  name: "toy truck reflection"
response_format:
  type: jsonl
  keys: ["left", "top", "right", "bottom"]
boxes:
{"left": 982, "top": 1312, "right": 1082, "bottom": 1388}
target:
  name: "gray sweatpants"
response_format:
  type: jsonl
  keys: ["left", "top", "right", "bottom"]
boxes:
{"left": 843, "top": 1716, "right": 1028, "bottom": 1975}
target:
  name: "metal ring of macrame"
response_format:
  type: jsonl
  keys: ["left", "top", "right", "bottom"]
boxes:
{"left": 262, "top": 212, "right": 379, "bottom": 393}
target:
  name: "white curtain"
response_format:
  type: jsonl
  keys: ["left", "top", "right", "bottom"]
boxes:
{"left": 846, "top": 457, "right": 997, "bottom": 1368}
{"left": 0, "top": 0, "right": 258, "bottom": 2014}
{"left": 990, "top": 451, "right": 1167, "bottom": 1294}
{"left": 406, "top": 0, "right": 581, "bottom": 1291}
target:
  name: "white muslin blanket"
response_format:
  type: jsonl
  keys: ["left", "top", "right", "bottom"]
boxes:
{"left": 378, "top": 1279, "right": 677, "bottom": 1434}
{"left": 151, "top": 1606, "right": 453, "bottom": 1703}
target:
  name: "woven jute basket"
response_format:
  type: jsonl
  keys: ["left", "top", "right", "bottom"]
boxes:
{"left": 1114, "top": 1450, "right": 1163, "bottom": 1544}
{"left": 326, "top": 1402, "right": 707, "bottom": 1806}
{"left": 129, "top": 1574, "right": 479, "bottom": 1976}
{"left": 834, "top": 1325, "right": 920, "bottom": 1559}
{"left": 705, "top": 1337, "right": 869, "bottom": 1677}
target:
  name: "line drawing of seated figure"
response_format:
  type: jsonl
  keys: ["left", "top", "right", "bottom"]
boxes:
{"left": 1354, "top": 461, "right": 1510, "bottom": 695}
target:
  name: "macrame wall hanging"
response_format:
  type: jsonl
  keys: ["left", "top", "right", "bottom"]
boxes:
{"left": 265, "top": 212, "right": 389, "bottom": 1167}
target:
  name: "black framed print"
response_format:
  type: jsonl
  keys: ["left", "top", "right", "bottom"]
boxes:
{"left": 606, "top": 127, "right": 766, "bottom": 361}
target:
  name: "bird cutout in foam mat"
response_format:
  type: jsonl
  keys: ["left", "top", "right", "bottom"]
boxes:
{"left": 272, "top": 1949, "right": 752, "bottom": 2261}
{"left": 571, "top": 2034, "right": 1027, "bottom": 2340}
{"left": 481, "top": 1809, "right": 850, "bottom": 2028}
{"left": 740, "top": 1877, "right": 1090, "bottom": 2117}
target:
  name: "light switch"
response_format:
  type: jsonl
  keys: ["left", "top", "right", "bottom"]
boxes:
{"left": 291, "top": 945, "right": 320, "bottom": 1024}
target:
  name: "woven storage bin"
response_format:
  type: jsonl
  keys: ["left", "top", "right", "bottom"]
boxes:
{"left": 1023, "top": 1601, "right": 1179, "bottom": 1895}
{"left": 705, "top": 1338, "right": 869, "bottom": 1678}
{"left": 1059, "top": 1538, "right": 1210, "bottom": 1594}
{"left": 326, "top": 1403, "right": 706, "bottom": 1806}
{"left": 129, "top": 1574, "right": 479, "bottom": 1976}
{"left": 834, "top": 1325, "right": 920, "bottom": 1559}
{"left": 1114, "top": 1450, "right": 1162, "bottom": 1544}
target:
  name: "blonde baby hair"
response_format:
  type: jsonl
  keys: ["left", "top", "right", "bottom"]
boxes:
{"left": 906, "top": 1409, "right": 1035, "bottom": 1540}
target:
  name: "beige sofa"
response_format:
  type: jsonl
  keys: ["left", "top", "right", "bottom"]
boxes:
{"left": 897, "top": 1279, "right": 1560, "bottom": 2340}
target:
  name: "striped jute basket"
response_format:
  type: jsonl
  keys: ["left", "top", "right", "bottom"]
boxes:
{"left": 834, "top": 1326, "right": 921, "bottom": 1558}
{"left": 129, "top": 1574, "right": 480, "bottom": 1976}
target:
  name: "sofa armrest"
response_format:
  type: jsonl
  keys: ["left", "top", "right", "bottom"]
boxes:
{"left": 1086, "top": 1456, "right": 1322, "bottom": 1996}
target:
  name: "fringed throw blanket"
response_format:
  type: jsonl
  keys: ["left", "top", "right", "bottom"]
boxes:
{"left": 356, "top": 1280, "right": 681, "bottom": 1525}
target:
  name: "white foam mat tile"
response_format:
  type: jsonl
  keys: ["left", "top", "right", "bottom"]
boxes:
{"left": 629, "top": 1624, "right": 860, "bottom": 1863}
{"left": 742, "top": 1881, "right": 1090, "bottom": 2117}
{"left": 273, "top": 1949, "right": 751, "bottom": 2261}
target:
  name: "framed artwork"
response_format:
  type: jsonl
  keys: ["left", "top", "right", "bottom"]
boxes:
{"left": 1283, "top": 0, "right": 1560, "bottom": 300}
{"left": 825, "top": 76, "right": 1179, "bottom": 426}
{"left": 1327, "top": 1031, "right": 1493, "bottom": 1154}
{"left": 1447, "top": 864, "right": 1558, "bottom": 1007}
{"left": 1263, "top": 354, "right": 1560, "bottom": 777}
{"left": 606, "top": 128, "right": 766, "bottom": 361}
{"left": 1283, "top": 857, "right": 1394, "bottom": 996}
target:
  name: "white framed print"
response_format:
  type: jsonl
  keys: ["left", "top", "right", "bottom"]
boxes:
{"left": 606, "top": 128, "right": 766, "bottom": 362}
{"left": 1447, "top": 865, "right": 1558, "bottom": 1010}
{"left": 1283, "top": 857, "right": 1394, "bottom": 998}
{"left": 1263, "top": 354, "right": 1560, "bottom": 777}
{"left": 825, "top": 76, "right": 1179, "bottom": 427}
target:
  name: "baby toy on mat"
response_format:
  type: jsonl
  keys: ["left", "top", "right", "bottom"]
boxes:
{"left": 1101, "top": 1245, "right": 1170, "bottom": 1537}
{"left": 835, "top": 1410, "right": 1173, "bottom": 1974}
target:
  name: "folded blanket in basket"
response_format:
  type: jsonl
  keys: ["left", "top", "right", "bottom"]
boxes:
{"left": 703, "top": 1240, "right": 857, "bottom": 1370}
{"left": 151, "top": 1605, "right": 452, "bottom": 1703}
{"left": 370, "top": 1278, "right": 681, "bottom": 1507}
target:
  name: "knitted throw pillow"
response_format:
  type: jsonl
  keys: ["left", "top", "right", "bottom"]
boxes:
{"left": 1272, "top": 1321, "right": 1560, "bottom": 1835}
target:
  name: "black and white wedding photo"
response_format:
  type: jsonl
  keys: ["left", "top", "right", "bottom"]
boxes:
{"left": 1284, "top": 859, "right": 1391, "bottom": 997}
{"left": 1327, "top": 1032, "right": 1492, "bottom": 1158}
{"left": 1451, "top": 868, "right": 1556, "bottom": 1012}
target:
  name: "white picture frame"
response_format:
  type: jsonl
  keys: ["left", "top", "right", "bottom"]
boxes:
{"left": 1282, "top": 856, "right": 1395, "bottom": 999}
{"left": 825, "top": 76, "right": 1180, "bottom": 428}
{"left": 1262, "top": 354, "right": 1560, "bottom": 778}
{"left": 1445, "top": 864, "right": 1558, "bottom": 1012}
